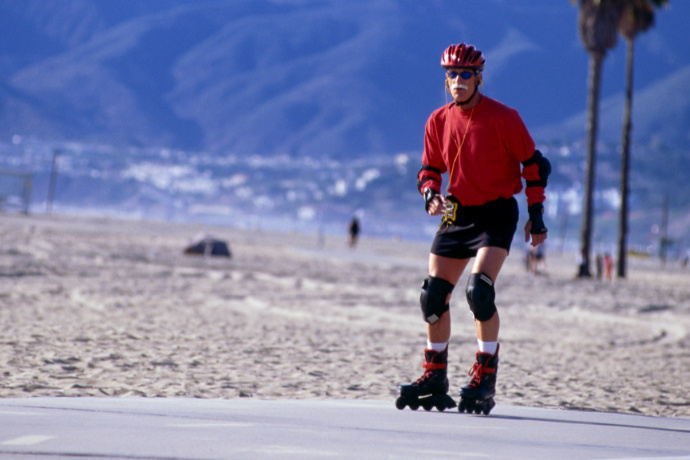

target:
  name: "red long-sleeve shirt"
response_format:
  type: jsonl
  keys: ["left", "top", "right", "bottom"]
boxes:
{"left": 417, "top": 96, "right": 545, "bottom": 207}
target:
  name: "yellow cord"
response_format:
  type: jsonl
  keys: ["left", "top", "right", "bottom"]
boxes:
{"left": 445, "top": 103, "right": 474, "bottom": 195}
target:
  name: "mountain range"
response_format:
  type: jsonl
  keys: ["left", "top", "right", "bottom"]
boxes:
{"left": 2, "top": 0, "right": 689, "bottom": 156}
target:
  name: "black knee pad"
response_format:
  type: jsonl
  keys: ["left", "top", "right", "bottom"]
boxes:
{"left": 420, "top": 276, "right": 455, "bottom": 324}
{"left": 466, "top": 273, "right": 496, "bottom": 322}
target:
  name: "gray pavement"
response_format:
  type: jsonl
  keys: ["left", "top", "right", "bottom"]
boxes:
{"left": 0, "top": 398, "right": 689, "bottom": 459}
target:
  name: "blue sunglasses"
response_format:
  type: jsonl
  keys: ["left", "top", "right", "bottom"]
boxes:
{"left": 446, "top": 70, "right": 475, "bottom": 80}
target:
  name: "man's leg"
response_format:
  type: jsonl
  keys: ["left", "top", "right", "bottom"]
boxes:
{"left": 396, "top": 253, "right": 469, "bottom": 411}
{"left": 426, "top": 253, "right": 469, "bottom": 344}
{"left": 470, "top": 246, "right": 508, "bottom": 342}
{"left": 458, "top": 246, "right": 508, "bottom": 415}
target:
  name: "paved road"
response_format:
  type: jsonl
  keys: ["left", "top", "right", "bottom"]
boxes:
{"left": 1, "top": 398, "right": 689, "bottom": 459}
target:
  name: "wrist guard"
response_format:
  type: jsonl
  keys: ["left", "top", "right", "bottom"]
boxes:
{"left": 423, "top": 188, "right": 438, "bottom": 212}
{"left": 528, "top": 203, "right": 548, "bottom": 234}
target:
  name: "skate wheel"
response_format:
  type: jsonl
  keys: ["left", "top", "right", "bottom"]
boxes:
{"left": 422, "top": 403, "right": 433, "bottom": 411}
{"left": 395, "top": 397, "right": 405, "bottom": 410}
{"left": 459, "top": 399, "right": 474, "bottom": 414}
{"left": 482, "top": 398, "right": 495, "bottom": 416}
{"left": 436, "top": 404, "right": 445, "bottom": 412}
{"left": 409, "top": 402, "right": 419, "bottom": 411}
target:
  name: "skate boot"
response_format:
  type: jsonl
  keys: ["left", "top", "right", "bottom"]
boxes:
{"left": 396, "top": 348, "right": 457, "bottom": 412}
{"left": 458, "top": 345, "right": 499, "bottom": 415}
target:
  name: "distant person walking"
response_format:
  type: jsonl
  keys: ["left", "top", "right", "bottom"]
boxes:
{"left": 596, "top": 253, "right": 603, "bottom": 279}
{"left": 526, "top": 244, "right": 546, "bottom": 275}
{"left": 396, "top": 43, "right": 551, "bottom": 414}
{"left": 348, "top": 216, "right": 360, "bottom": 248}
{"left": 603, "top": 253, "right": 613, "bottom": 281}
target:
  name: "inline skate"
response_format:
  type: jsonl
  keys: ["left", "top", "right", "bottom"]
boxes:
{"left": 458, "top": 345, "right": 499, "bottom": 415}
{"left": 396, "top": 348, "right": 456, "bottom": 412}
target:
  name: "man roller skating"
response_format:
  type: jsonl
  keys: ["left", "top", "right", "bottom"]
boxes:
{"left": 397, "top": 42, "right": 550, "bottom": 415}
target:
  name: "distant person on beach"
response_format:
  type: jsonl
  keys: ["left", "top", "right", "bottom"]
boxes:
{"left": 603, "top": 253, "right": 613, "bottom": 281}
{"left": 348, "top": 216, "right": 360, "bottom": 248}
{"left": 595, "top": 253, "right": 603, "bottom": 279}
{"left": 526, "top": 244, "right": 546, "bottom": 275}
{"left": 396, "top": 43, "right": 550, "bottom": 414}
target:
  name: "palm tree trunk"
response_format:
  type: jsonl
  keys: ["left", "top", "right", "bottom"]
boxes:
{"left": 617, "top": 38, "right": 634, "bottom": 278}
{"left": 578, "top": 51, "right": 604, "bottom": 278}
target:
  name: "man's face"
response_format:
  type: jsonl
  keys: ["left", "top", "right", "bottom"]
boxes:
{"left": 445, "top": 68, "right": 479, "bottom": 104}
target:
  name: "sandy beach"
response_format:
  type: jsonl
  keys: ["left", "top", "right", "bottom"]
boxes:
{"left": 0, "top": 213, "right": 688, "bottom": 418}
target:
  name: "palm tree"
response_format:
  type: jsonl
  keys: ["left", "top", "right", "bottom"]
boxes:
{"left": 616, "top": 0, "right": 667, "bottom": 278}
{"left": 572, "top": 0, "right": 624, "bottom": 277}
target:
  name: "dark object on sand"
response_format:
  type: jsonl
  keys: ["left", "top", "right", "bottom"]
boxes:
{"left": 184, "top": 234, "right": 231, "bottom": 257}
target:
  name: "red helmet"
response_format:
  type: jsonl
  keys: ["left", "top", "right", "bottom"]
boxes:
{"left": 441, "top": 43, "right": 485, "bottom": 70}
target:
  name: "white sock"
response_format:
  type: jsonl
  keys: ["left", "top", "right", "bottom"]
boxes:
{"left": 477, "top": 340, "right": 498, "bottom": 355}
{"left": 426, "top": 341, "right": 448, "bottom": 352}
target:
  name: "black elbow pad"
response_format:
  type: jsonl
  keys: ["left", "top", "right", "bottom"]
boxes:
{"left": 522, "top": 150, "right": 551, "bottom": 188}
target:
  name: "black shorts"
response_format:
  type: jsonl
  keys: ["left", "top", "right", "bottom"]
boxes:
{"left": 430, "top": 196, "right": 519, "bottom": 259}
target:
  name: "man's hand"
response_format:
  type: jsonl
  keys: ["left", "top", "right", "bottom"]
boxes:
{"left": 524, "top": 220, "right": 547, "bottom": 247}
{"left": 525, "top": 203, "right": 548, "bottom": 247}
{"left": 424, "top": 189, "right": 448, "bottom": 215}
{"left": 427, "top": 195, "right": 448, "bottom": 215}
